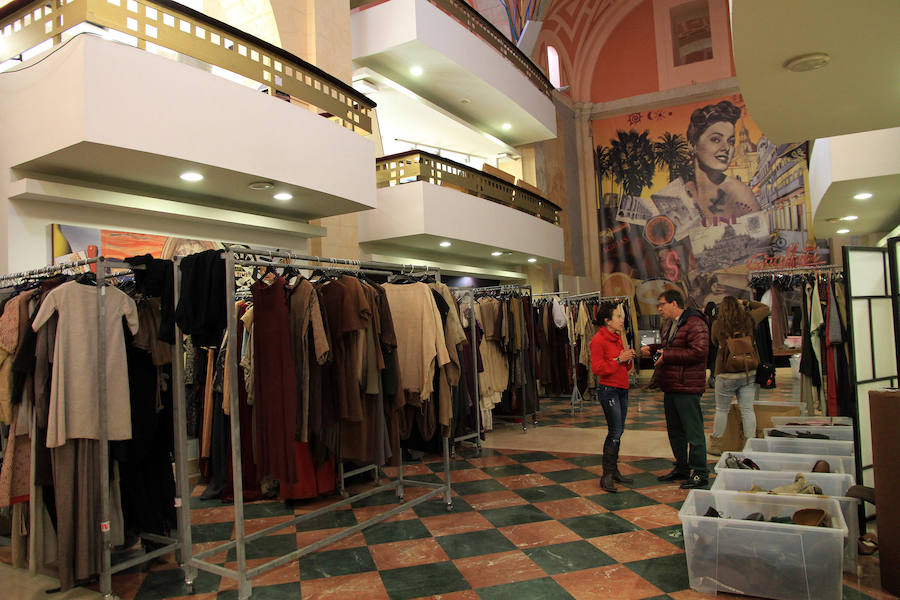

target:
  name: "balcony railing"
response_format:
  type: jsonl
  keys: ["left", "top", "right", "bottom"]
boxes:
{"left": 376, "top": 150, "right": 561, "bottom": 225}
{"left": 352, "top": 0, "right": 554, "bottom": 98}
{"left": 0, "top": 0, "right": 376, "bottom": 134}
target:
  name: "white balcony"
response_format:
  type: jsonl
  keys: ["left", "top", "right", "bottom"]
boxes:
{"left": 351, "top": 0, "right": 557, "bottom": 147}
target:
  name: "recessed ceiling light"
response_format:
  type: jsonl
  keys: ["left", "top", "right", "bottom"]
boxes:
{"left": 410, "top": 65, "right": 423, "bottom": 76}
{"left": 853, "top": 192, "right": 872, "bottom": 200}
{"left": 491, "top": 251, "right": 502, "bottom": 256}
{"left": 274, "top": 192, "right": 293, "bottom": 201}
{"left": 180, "top": 172, "right": 203, "bottom": 182}
{"left": 783, "top": 52, "right": 831, "bottom": 72}
{"left": 527, "top": 258, "right": 537, "bottom": 263}
{"left": 836, "top": 228, "right": 850, "bottom": 234}
{"left": 501, "top": 123, "right": 512, "bottom": 131}
{"left": 439, "top": 241, "right": 451, "bottom": 247}
{"left": 248, "top": 181, "right": 274, "bottom": 191}
{"left": 840, "top": 215, "right": 858, "bottom": 221}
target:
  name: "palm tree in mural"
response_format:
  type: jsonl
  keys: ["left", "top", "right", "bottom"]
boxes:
{"left": 594, "top": 144, "right": 612, "bottom": 204}
{"left": 609, "top": 129, "right": 656, "bottom": 198}
{"left": 653, "top": 132, "right": 692, "bottom": 183}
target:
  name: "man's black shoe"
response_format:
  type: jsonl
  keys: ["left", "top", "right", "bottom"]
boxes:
{"left": 657, "top": 468, "right": 690, "bottom": 482}
{"left": 680, "top": 472, "right": 709, "bottom": 489}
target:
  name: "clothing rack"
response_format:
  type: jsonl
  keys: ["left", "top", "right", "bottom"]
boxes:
{"left": 747, "top": 264, "right": 843, "bottom": 277}
{"left": 562, "top": 293, "right": 632, "bottom": 415}
{"left": 0, "top": 257, "right": 183, "bottom": 600}
{"left": 173, "top": 246, "right": 453, "bottom": 600}
{"left": 446, "top": 289, "right": 482, "bottom": 458}
{"left": 469, "top": 284, "right": 536, "bottom": 432}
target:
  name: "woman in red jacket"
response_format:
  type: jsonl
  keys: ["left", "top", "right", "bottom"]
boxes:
{"left": 590, "top": 303, "right": 636, "bottom": 492}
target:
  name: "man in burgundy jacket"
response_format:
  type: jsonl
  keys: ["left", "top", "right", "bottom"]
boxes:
{"left": 641, "top": 290, "right": 710, "bottom": 489}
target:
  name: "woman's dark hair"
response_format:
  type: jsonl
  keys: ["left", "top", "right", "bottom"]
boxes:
{"left": 716, "top": 296, "right": 751, "bottom": 337}
{"left": 686, "top": 101, "right": 742, "bottom": 146}
{"left": 595, "top": 302, "right": 619, "bottom": 326}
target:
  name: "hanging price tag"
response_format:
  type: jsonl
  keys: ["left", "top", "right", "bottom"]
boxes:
{"left": 100, "top": 521, "right": 111, "bottom": 532}
{"left": 174, "top": 497, "right": 183, "bottom": 508}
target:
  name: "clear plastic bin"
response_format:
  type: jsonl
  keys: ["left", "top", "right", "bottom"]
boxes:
{"left": 770, "top": 416, "right": 853, "bottom": 427}
{"left": 764, "top": 426, "right": 854, "bottom": 442}
{"left": 710, "top": 470, "right": 859, "bottom": 570}
{"left": 714, "top": 451, "right": 855, "bottom": 478}
{"left": 789, "top": 353, "right": 801, "bottom": 379}
{"left": 744, "top": 437, "right": 855, "bottom": 457}
{"left": 680, "top": 489, "right": 847, "bottom": 600}
{"left": 754, "top": 400, "right": 808, "bottom": 415}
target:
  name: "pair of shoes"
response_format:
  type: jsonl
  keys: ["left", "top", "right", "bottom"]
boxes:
{"left": 723, "top": 454, "right": 760, "bottom": 470}
{"left": 600, "top": 472, "right": 617, "bottom": 493}
{"left": 768, "top": 429, "right": 796, "bottom": 437}
{"left": 707, "top": 435, "right": 723, "bottom": 456}
{"left": 797, "top": 431, "right": 830, "bottom": 439}
{"left": 613, "top": 470, "right": 634, "bottom": 484}
{"left": 771, "top": 474, "right": 808, "bottom": 495}
{"left": 858, "top": 533, "right": 878, "bottom": 555}
{"left": 680, "top": 472, "right": 709, "bottom": 489}
{"left": 703, "top": 506, "right": 721, "bottom": 518}
{"left": 811, "top": 459, "right": 831, "bottom": 473}
{"left": 657, "top": 468, "right": 690, "bottom": 482}
{"left": 792, "top": 507, "right": 831, "bottom": 527}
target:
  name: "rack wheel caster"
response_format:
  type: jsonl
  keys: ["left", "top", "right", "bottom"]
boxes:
{"left": 446, "top": 502, "right": 453, "bottom": 512}
{"left": 185, "top": 579, "right": 194, "bottom": 594}
{"left": 340, "top": 489, "right": 350, "bottom": 499}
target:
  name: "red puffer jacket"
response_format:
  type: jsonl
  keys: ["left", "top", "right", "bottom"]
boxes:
{"left": 649, "top": 309, "right": 709, "bottom": 394}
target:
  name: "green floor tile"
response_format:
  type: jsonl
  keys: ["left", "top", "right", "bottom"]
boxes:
{"left": 191, "top": 522, "right": 233, "bottom": 543}
{"left": 482, "top": 463, "right": 535, "bottom": 478}
{"left": 361, "top": 518, "right": 431, "bottom": 545}
{"left": 476, "top": 577, "right": 575, "bottom": 599}
{"left": 648, "top": 524, "right": 685, "bottom": 549}
{"left": 298, "top": 546, "right": 375, "bottom": 580}
{"left": 436, "top": 529, "right": 516, "bottom": 559}
{"left": 560, "top": 513, "right": 639, "bottom": 538}
{"left": 565, "top": 455, "right": 605, "bottom": 467}
{"left": 295, "top": 509, "right": 357, "bottom": 532}
{"left": 625, "top": 472, "right": 673, "bottom": 488}
{"left": 242, "top": 501, "right": 294, "bottom": 519}
{"left": 541, "top": 468, "right": 597, "bottom": 483}
{"left": 626, "top": 553, "right": 690, "bottom": 593}
{"left": 135, "top": 567, "right": 220, "bottom": 600}
{"left": 217, "top": 582, "right": 300, "bottom": 600}
{"left": 402, "top": 473, "right": 444, "bottom": 485}
{"left": 627, "top": 458, "right": 675, "bottom": 471}
{"left": 451, "top": 478, "right": 506, "bottom": 495}
{"left": 586, "top": 490, "right": 657, "bottom": 511}
{"left": 508, "top": 451, "right": 558, "bottom": 463}
{"left": 514, "top": 485, "right": 579, "bottom": 503}
{"left": 523, "top": 540, "right": 616, "bottom": 575}
{"left": 413, "top": 496, "right": 473, "bottom": 517}
{"left": 226, "top": 533, "right": 298, "bottom": 562}
{"left": 379, "top": 562, "right": 469, "bottom": 600}
{"left": 480, "top": 504, "right": 552, "bottom": 528}
{"left": 426, "top": 459, "right": 476, "bottom": 472}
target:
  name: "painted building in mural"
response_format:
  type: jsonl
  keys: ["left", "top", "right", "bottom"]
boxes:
{"left": 592, "top": 93, "right": 814, "bottom": 313}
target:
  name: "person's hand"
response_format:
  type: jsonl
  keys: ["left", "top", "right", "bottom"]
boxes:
{"left": 619, "top": 349, "right": 636, "bottom": 362}
{"left": 654, "top": 349, "right": 664, "bottom": 366}
{"left": 640, "top": 345, "right": 651, "bottom": 358}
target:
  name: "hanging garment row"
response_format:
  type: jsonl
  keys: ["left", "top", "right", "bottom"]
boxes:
{"left": 0, "top": 255, "right": 181, "bottom": 597}
{"left": 748, "top": 266, "right": 850, "bottom": 416}
{"left": 530, "top": 293, "right": 571, "bottom": 397}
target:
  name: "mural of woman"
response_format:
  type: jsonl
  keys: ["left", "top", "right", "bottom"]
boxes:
{"left": 653, "top": 100, "right": 760, "bottom": 222}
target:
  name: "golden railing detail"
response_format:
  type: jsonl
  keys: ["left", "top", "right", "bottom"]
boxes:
{"left": 0, "top": 0, "right": 375, "bottom": 134}
{"left": 376, "top": 151, "right": 561, "bottom": 225}
{"left": 353, "top": 0, "right": 554, "bottom": 98}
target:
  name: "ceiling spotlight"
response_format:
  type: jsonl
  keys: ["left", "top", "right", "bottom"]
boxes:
{"left": 491, "top": 251, "right": 502, "bottom": 256}
{"left": 853, "top": 192, "right": 872, "bottom": 200}
{"left": 527, "top": 258, "right": 537, "bottom": 263}
{"left": 501, "top": 123, "right": 512, "bottom": 131}
{"left": 410, "top": 65, "right": 423, "bottom": 76}
{"left": 180, "top": 172, "right": 203, "bottom": 182}
{"left": 439, "top": 241, "right": 451, "bottom": 247}
{"left": 840, "top": 215, "right": 858, "bottom": 221}
{"left": 836, "top": 228, "right": 850, "bottom": 234}
{"left": 274, "top": 192, "right": 293, "bottom": 201}
{"left": 783, "top": 52, "right": 831, "bottom": 72}
{"left": 248, "top": 181, "right": 274, "bottom": 190}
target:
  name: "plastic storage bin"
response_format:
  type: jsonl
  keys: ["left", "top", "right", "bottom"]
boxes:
{"left": 745, "top": 437, "right": 855, "bottom": 457}
{"left": 770, "top": 416, "right": 853, "bottom": 427}
{"left": 710, "top": 469, "right": 859, "bottom": 570}
{"left": 680, "top": 490, "right": 847, "bottom": 600}
{"left": 763, "top": 426, "right": 854, "bottom": 441}
{"left": 714, "top": 451, "right": 855, "bottom": 477}
{"left": 789, "top": 353, "right": 801, "bottom": 379}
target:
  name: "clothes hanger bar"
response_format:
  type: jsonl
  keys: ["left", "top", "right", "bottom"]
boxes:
{"left": 563, "top": 292, "right": 629, "bottom": 303}
{"left": 232, "top": 259, "right": 392, "bottom": 277}
{"left": 225, "top": 244, "right": 439, "bottom": 277}
{"left": 747, "top": 264, "right": 842, "bottom": 277}
{"left": 531, "top": 291, "right": 569, "bottom": 297}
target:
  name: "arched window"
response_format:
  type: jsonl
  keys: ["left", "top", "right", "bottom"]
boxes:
{"left": 546, "top": 45, "right": 561, "bottom": 88}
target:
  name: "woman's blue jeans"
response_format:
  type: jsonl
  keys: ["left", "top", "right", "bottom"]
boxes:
{"left": 596, "top": 384, "right": 628, "bottom": 450}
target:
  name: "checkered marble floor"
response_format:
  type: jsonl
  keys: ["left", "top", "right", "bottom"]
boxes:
{"left": 98, "top": 446, "right": 886, "bottom": 600}
{"left": 536, "top": 370, "right": 803, "bottom": 431}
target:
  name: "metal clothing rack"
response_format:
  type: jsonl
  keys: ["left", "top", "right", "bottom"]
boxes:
{"left": 469, "top": 284, "right": 536, "bottom": 432}
{"left": 173, "top": 246, "right": 453, "bottom": 600}
{"left": 0, "top": 257, "right": 184, "bottom": 600}
{"left": 747, "top": 264, "right": 843, "bottom": 277}
{"left": 562, "top": 293, "right": 632, "bottom": 415}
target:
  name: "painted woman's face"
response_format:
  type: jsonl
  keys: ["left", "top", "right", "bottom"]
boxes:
{"left": 692, "top": 121, "right": 736, "bottom": 172}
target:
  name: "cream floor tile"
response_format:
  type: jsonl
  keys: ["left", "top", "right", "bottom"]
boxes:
{"left": 483, "top": 426, "right": 673, "bottom": 458}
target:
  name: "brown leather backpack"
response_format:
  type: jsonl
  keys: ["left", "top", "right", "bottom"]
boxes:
{"left": 724, "top": 332, "right": 759, "bottom": 374}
